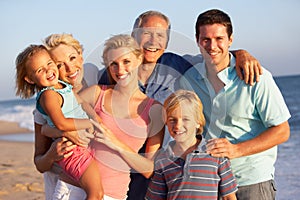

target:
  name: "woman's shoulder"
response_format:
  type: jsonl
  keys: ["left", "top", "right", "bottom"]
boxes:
{"left": 137, "top": 91, "right": 161, "bottom": 106}
{"left": 82, "top": 84, "right": 117, "bottom": 99}
{"left": 137, "top": 94, "right": 161, "bottom": 110}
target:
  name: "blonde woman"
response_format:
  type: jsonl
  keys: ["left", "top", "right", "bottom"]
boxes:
{"left": 32, "top": 33, "right": 100, "bottom": 200}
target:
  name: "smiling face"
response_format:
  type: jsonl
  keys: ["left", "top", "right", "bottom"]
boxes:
{"left": 197, "top": 23, "right": 233, "bottom": 70}
{"left": 107, "top": 47, "right": 142, "bottom": 87}
{"left": 166, "top": 100, "right": 200, "bottom": 145}
{"left": 136, "top": 15, "right": 168, "bottom": 64}
{"left": 48, "top": 44, "right": 84, "bottom": 88}
{"left": 24, "top": 50, "right": 59, "bottom": 88}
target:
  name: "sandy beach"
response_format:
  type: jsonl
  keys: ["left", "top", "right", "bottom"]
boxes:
{"left": 0, "top": 121, "right": 298, "bottom": 199}
{"left": 0, "top": 121, "right": 44, "bottom": 200}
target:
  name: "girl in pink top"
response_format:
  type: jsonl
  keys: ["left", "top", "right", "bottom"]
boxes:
{"left": 81, "top": 34, "right": 165, "bottom": 199}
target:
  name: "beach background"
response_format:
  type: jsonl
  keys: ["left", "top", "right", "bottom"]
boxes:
{"left": 0, "top": 122, "right": 43, "bottom": 200}
{"left": 0, "top": 75, "right": 299, "bottom": 199}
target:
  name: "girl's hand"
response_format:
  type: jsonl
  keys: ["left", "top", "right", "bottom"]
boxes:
{"left": 63, "top": 129, "right": 94, "bottom": 147}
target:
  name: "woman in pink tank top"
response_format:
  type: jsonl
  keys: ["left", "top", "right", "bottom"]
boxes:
{"left": 80, "top": 34, "right": 165, "bottom": 200}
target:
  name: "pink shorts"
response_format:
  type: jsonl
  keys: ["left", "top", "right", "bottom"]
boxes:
{"left": 58, "top": 146, "right": 94, "bottom": 181}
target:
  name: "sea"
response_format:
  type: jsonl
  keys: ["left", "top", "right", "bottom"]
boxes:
{"left": 0, "top": 74, "right": 299, "bottom": 200}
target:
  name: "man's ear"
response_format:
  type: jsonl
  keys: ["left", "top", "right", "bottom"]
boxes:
{"left": 24, "top": 76, "right": 35, "bottom": 84}
{"left": 137, "top": 54, "right": 143, "bottom": 65}
{"left": 229, "top": 34, "right": 233, "bottom": 47}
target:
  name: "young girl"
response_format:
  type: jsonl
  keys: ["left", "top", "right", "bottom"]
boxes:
{"left": 145, "top": 90, "right": 238, "bottom": 200}
{"left": 15, "top": 44, "right": 103, "bottom": 200}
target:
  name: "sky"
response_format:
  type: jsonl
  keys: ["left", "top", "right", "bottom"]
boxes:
{"left": 0, "top": 0, "right": 299, "bottom": 101}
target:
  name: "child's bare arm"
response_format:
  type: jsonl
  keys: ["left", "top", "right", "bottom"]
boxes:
{"left": 40, "top": 90, "right": 93, "bottom": 132}
{"left": 222, "top": 193, "right": 237, "bottom": 200}
{"left": 41, "top": 124, "right": 93, "bottom": 146}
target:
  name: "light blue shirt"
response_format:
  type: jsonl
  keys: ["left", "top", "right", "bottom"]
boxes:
{"left": 179, "top": 54, "right": 291, "bottom": 186}
{"left": 36, "top": 80, "right": 88, "bottom": 128}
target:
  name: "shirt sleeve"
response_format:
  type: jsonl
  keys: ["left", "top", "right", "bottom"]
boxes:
{"left": 182, "top": 54, "right": 204, "bottom": 65}
{"left": 179, "top": 70, "right": 195, "bottom": 92}
{"left": 145, "top": 161, "right": 167, "bottom": 200}
{"left": 219, "top": 158, "right": 238, "bottom": 197}
{"left": 33, "top": 109, "right": 46, "bottom": 125}
{"left": 254, "top": 69, "right": 291, "bottom": 127}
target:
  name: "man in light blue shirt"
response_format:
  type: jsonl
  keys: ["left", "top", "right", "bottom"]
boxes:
{"left": 180, "top": 9, "right": 290, "bottom": 200}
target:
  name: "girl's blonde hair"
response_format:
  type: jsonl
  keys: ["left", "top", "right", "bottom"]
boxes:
{"left": 44, "top": 33, "right": 83, "bottom": 54}
{"left": 164, "top": 90, "right": 206, "bottom": 135}
{"left": 15, "top": 44, "right": 47, "bottom": 99}
{"left": 102, "top": 34, "right": 143, "bottom": 84}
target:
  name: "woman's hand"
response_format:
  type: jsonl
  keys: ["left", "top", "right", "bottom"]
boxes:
{"left": 90, "top": 119, "right": 123, "bottom": 152}
{"left": 48, "top": 137, "right": 77, "bottom": 162}
{"left": 90, "top": 119, "right": 154, "bottom": 178}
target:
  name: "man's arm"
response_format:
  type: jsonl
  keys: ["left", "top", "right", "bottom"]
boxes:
{"left": 206, "top": 121, "right": 290, "bottom": 159}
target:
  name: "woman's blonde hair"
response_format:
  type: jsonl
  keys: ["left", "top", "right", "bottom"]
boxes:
{"left": 15, "top": 44, "right": 47, "bottom": 98}
{"left": 102, "top": 34, "right": 143, "bottom": 84}
{"left": 164, "top": 90, "right": 206, "bottom": 135}
{"left": 44, "top": 33, "right": 83, "bottom": 54}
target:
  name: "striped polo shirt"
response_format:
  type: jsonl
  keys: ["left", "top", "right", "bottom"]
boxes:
{"left": 145, "top": 139, "right": 237, "bottom": 200}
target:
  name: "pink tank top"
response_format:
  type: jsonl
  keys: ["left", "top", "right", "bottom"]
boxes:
{"left": 93, "top": 85, "right": 154, "bottom": 199}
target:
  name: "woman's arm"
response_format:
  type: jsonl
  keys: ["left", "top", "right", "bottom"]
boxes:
{"left": 79, "top": 84, "right": 103, "bottom": 124}
{"left": 78, "top": 84, "right": 100, "bottom": 108}
{"left": 34, "top": 122, "right": 76, "bottom": 173}
{"left": 75, "top": 91, "right": 102, "bottom": 123}
{"left": 146, "top": 101, "right": 165, "bottom": 160}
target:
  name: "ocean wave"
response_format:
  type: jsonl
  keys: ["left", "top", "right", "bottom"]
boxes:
{"left": 0, "top": 102, "right": 35, "bottom": 131}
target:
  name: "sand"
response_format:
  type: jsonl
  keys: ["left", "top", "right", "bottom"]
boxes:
{"left": 0, "top": 121, "right": 296, "bottom": 199}
{"left": 0, "top": 121, "right": 44, "bottom": 200}
{"left": 0, "top": 121, "right": 33, "bottom": 135}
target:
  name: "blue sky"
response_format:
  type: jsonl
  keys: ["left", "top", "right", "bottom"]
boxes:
{"left": 0, "top": 0, "right": 299, "bottom": 101}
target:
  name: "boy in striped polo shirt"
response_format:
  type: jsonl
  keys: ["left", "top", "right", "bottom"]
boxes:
{"left": 145, "top": 90, "right": 237, "bottom": 200}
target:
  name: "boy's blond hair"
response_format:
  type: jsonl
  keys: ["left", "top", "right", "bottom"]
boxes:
{"left": 164, "top": 90, "right": 206, "bottom": 135}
